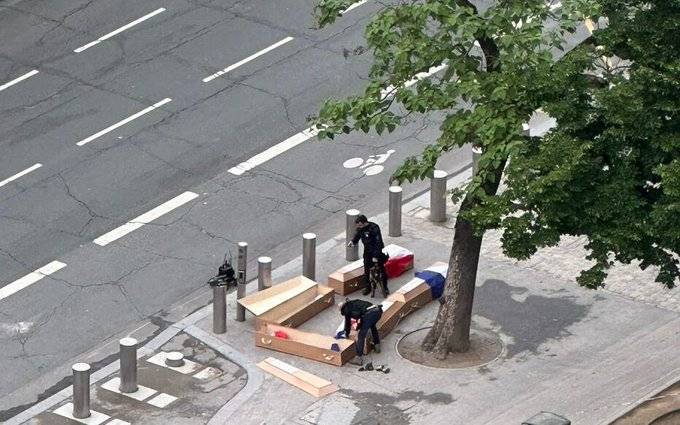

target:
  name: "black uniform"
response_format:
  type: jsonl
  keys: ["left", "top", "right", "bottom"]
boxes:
{"left": 341, "top": 299, "right": 383, "bottom": 356}
{"left": 352, "top": 222, "right": 388, "bottom": 294}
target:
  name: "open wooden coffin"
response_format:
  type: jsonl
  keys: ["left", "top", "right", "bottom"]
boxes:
{"left": 256, "top": 322, "right": 356, "bottom": 366}
{"left": 237, "top": 275, "right": 335, "bottom": 328}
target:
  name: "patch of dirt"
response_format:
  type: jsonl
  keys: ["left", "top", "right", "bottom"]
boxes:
{"left": 397, "top": 326, "right": 503, "bottom": 369}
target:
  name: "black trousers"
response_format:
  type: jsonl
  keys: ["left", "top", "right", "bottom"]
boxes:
{"left": 356, "top": 307, "right": 383, "bottom": 356}
{"left": 362, "top": 254, "right": 388, "bottom": 291}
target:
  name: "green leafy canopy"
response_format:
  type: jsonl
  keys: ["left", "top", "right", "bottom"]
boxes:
{"left": 311, "top": 0, "right": 680, "bottom": 288}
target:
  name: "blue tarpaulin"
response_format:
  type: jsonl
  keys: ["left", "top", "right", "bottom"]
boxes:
{"left": 415, "top": 270, "right": 445, "bottom": 299}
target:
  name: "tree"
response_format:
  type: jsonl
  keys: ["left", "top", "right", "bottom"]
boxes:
{"left": 312, "top": 0, "right": 679, "bottom": 359}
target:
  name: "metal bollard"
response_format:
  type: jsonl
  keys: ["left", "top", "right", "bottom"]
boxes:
{"left": 213, "top": 284, "right": 227, "bottom": 333}
{"left": 119, "top": 338, "right": 138, "bottom": 393}
{"left": 236, "top": 241, "right": 247, "bottom": 322}
{"left": 302, "top": 233, "right": 316, "bottom": 280}
{"left": 72, "top": 363, "right": 91, "bottom": 419}
{"left": 257, "top": 256, "right": 272, "bottom": 291}
{"left": 388, "top": 186, "right": 402, "bottom": 237}
{"left": 430, "top": 170, "right": 447, "bottom": 222}
{"left": 345, "top": 209, "right": 360, "bottom": 261}
{"left": 472, "top": 145, "right": 482, "bottom": 176}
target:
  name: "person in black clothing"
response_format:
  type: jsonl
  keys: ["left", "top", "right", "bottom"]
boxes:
{"left": 347, "top": 215, "right": 389, "bottom": 296}
{"left": 339, "top": 298, "right": 383, "bottom": 366}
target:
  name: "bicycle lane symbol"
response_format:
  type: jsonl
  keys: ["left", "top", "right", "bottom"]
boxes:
{"left": 342, "top": 149, "right": 396, "bottom": 176}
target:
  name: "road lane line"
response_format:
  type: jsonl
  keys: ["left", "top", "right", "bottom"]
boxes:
{"left": 202, "top": 36, "right": 294, "bottom": 83}
{"left": 380, "top": 63, "right": 448, "bottom": 100}
{"left": 93, "top": 191, "right": 199, "bottom": 246}
{"left": 0, "top": 69, "right": 39, "bottom": 92}
{"left": 76, "top": 98, "right": 172, "bottom": 147}
{"left": 228, "top": 127, "right": 320, "bottom": 175}
{"left": 0, "top": 163, "right": 42, "bottom": 188}
{"left": 342, "top": 0, "right": 368, "bottom": 14}
{"left": 228, "top": 62, "right": 447, "bottom": 176}
{"left": 74, "top": 8, "right": 166, "bottom": 53}
{"left": 0, "top": 261, "right": 67, "bottom": 302}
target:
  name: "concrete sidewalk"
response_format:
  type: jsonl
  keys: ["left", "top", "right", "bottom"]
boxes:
{"left": 194, "top": 167, "right": 680, "bottom": 425}
{"left": 11, "top": 167, "right": 680, "bottom": 425}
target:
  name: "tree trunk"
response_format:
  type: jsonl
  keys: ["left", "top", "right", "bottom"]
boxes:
{"left": 421, "top": 158, "right": 506, "bottom": 359}
{"left": 421, "top": 195, "right": 482, "bottom": 358}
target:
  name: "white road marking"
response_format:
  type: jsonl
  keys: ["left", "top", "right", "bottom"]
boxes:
{"left": 342, "top": 0, "right": 368, "bottom": 14}
{"left": 380, "top": 63, "right": 448, "bottom": 100}
{"left": 228, "top": 127, "right": 320, "bottom": 175}
{"left": 203, "top": 36, "right": 294, "bottom": 83}
{"left": 0, "top": 261, "right": 67, "bottom": 302}
{"left": 147, "top": 393, "right": 177, "bottom": 408}
{"left": 53, "top": 404, "right": 109, "bottom": 425}
{"left": 0, "top": 69, "right": 39, "bottom": 92}
{"left": 0, "top": 163, "right": 42, "bottom": 188}
{"left": 101, "top": 377, "right": 157, "bottom": 401}
{"left": 74, "top": 8, "right": 166, "bottom": 53}
{"left": 93, "top": 191, "right": 198, "bottom": 246}
{"left": 76, "top": 98, "right": 172, "bottom": 146}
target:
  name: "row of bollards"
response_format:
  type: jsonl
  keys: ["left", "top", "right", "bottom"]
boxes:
{"left": 70, "top": 337, "right": 142, "bottom": 419}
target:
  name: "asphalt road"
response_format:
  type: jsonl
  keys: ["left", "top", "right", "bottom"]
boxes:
{"left": 0, "top": 0, "right": 474, "bottom": 418}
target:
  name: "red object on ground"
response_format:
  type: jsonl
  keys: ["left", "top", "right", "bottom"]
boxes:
{"left": 274, "top": 330, "right": 289, "bottom": 339}
{"left": 384, "top": 246, "right": 414, "bottom": 278}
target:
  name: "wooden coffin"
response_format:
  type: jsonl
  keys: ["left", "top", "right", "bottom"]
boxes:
{"left": 327, "top": 259, "right": 365, "bottom": 295}
{"left": 257, "top": 357, "right": 338, "bottom": 398}
{"left": 389, "top": 276, "right": 432, "bottom": 304}
{"left": 238, "top": 276, "right": 334, "bottom": 328}
{"left": 256, "top": 322, "right": 356, "bottom": 367}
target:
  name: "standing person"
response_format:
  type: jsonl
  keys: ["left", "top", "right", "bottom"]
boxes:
{"left": 339, "top": 299, "right": 383, "bottom": 366}
{"left": 347, "top": 215, "right": 389, "bottom": 296}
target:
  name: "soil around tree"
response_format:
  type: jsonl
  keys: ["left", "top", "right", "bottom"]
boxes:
{"left": 397, "top": 326, "right": 503, "bottom": 369}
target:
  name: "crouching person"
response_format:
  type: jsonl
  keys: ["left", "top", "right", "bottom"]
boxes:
{"left": 339, "top": 299, "right": 383, "bottom": 366}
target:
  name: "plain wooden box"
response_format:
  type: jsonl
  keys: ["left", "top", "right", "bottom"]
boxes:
{"left": 238, "top": 276, "right": 334, "bottom": 328}
{"left": 326, "top": 259, "right": 364, "bottom": 295}
{"left": 257, "top": 357, "right": 339, "bottom": 398}
{"left": 256, "top": 323, "right": 356, "bottom": 367}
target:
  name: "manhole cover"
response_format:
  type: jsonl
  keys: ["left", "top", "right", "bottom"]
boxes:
{"left": 397, "top": 326, "right": 503, "bottom": 369}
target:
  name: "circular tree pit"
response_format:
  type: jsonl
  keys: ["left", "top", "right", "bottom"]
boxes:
{"left": 397, "top": 326, "right": 503, "bottom": 369}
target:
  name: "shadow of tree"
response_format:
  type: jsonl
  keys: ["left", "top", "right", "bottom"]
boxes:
{"left": 473, "top": 279, "right": 590, "bottom": 357}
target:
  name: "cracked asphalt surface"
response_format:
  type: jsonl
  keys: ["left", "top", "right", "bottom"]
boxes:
{"left": 0, "top": 0, "right": 473, "bottom": 419}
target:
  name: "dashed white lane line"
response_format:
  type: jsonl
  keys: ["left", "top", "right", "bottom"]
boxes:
{"left": 380, "top": 63, "right": 448, "bottom": 100}
{"left": 0, "top": 261, "right": 67, "bottom": 302}
{"left": 0, "top": 69, "right": 39, "bottom": 92}
{"left": 93, "top": 191, "right": 198, "bottom": 246}
{"left": 342, "top": 0, "right": 368, "bottom": 14}
{"left": 202, "top": 36, "right": 294, "bottom": 83}
{"left": 76, "top": 98, "right": 172, "bottom": 147}
{"left": 0, "top": 163, "right": 42, "bottom": 189}
{"left": 227, "top": 127, "right": 319, "bottom": 175}
{"left": 74, "top": 8, "right": 166, "bottom": 53}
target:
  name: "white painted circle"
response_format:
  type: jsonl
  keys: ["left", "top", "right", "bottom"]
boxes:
{"left": 258, "top": 256, "right": 272, "bottom": 263}
{"left": 434, "top": 170, "right": 447, "bottom": 178}
{"left": 389, "top": 186, "right": 403, "bottom": 193}
{"left": 120, "top": 337, "right": 137, "bottom": 347}
{"left": 238, "top": 241, "right": 248, "bottom": 247}
{"left": 343, "top": 158, "right": 364, "bottom": 169}
{"left": 303, "top": 233, "right": 316, "bottom": 240}
{"left": 363, "top": 165, "right": 384, "bottom": 176}
{"left": 346, "top": 209, "right": 360, "bottom": 216}
{"left": 73, "top": 363, "right": 90, "bottom": 372}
